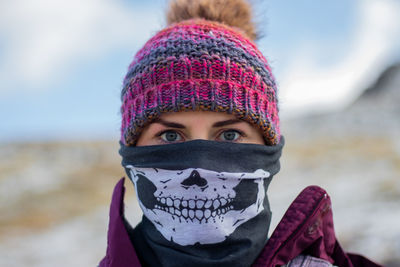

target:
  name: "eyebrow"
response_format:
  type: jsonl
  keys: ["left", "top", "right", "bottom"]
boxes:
{"left": 153, "top": 119, "right": 185, "bottom": 128}
{"left": 211, "top": 119, "right": 243, "bottom": 127}
{"left": 153, "top": 118, "right": 243, "bottom": 128}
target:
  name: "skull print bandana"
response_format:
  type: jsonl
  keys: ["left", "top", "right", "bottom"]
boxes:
{"left": 119, "top": 137, "right": 284, "bottom": 267}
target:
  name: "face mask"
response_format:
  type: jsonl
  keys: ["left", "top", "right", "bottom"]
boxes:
{"left": 119, "top": 138, "right": 284, "bottom": 266}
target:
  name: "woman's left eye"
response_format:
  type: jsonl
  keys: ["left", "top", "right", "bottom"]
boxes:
{"left": 219, "top": 130, "right": 242, "bottom": 141}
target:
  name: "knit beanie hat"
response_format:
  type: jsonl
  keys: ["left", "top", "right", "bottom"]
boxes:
{"left": 120, "top": 0, "right": 280, "bottom": 146}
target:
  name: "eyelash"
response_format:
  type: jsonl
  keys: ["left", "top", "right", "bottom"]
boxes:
{"left": 217, "top": 128, "right": 245, "bottom": 141}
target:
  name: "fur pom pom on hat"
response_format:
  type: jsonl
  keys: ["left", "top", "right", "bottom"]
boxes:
{"left": 120, "top": 0, "right": 280, "bottom": 146}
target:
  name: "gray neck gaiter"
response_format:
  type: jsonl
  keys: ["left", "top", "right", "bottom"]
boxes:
{"left": 119, "top": 137, "right": 284, "bottom": 267}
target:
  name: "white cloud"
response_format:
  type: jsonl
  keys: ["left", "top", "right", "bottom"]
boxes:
{"left": 0, "top": 0, "right": 162, "bottom": 91}
{"left": 279, "top": 0, "right": 400, "bottom": 118}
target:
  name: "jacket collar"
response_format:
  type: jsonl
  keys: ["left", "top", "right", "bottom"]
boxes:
{"left": 252, "top": 185, "right": 339, "bottom": 266}
{"left": 99, "top": 178, "right": 141, "bottom": 267}
{"left": 253, "top": 186, "right": 381, "bottom": 267}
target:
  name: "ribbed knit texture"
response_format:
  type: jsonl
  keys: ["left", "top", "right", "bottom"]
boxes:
{"left": 120, "top": 18, "right": 280, "bottom": 146}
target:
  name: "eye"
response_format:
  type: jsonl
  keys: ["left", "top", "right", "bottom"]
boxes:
{"left": 160, "top": 130, "right": 183, "bottom": 142}
{"left": 218, "top": 130, "right": 242, "bottom": 142}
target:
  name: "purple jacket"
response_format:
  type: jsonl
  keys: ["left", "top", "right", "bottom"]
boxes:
{"left": 99, "top": 178, "right": 382, "bottom": 267}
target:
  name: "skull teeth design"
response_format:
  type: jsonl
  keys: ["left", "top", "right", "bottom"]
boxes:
{"left": 155, "top": 197, "right": 234, "bottom": 223}
{"left": 126, "top": 166, "right": 270, "bottom": 246}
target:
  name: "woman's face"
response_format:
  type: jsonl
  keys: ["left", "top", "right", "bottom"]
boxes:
{"left": 136, "top": 111, "right": 265, "bottom": 146}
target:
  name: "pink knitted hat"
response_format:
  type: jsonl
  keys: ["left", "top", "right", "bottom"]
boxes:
{"left": 120, "top": 18, "right": 280, "bottom": 146}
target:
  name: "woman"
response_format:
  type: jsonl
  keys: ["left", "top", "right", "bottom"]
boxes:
{"left": 99, "top": 0, "right": 382, "bottom": 266}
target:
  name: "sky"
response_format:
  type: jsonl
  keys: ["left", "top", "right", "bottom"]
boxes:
{"left": 0, "top": 0, "right": 399, "bottom": 142}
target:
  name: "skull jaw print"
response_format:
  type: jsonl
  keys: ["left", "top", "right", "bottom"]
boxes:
{"left": 126, "top": 166, "right": 270, "bottom": 246}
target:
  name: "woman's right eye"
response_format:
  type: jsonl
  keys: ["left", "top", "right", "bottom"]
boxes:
{"left": 160, "top": 130, "right": 183, "bottom": 142}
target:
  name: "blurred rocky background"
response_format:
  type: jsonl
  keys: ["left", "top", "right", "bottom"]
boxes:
{"left": 1, "top": 63, "right": 399, "bottom": 267}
